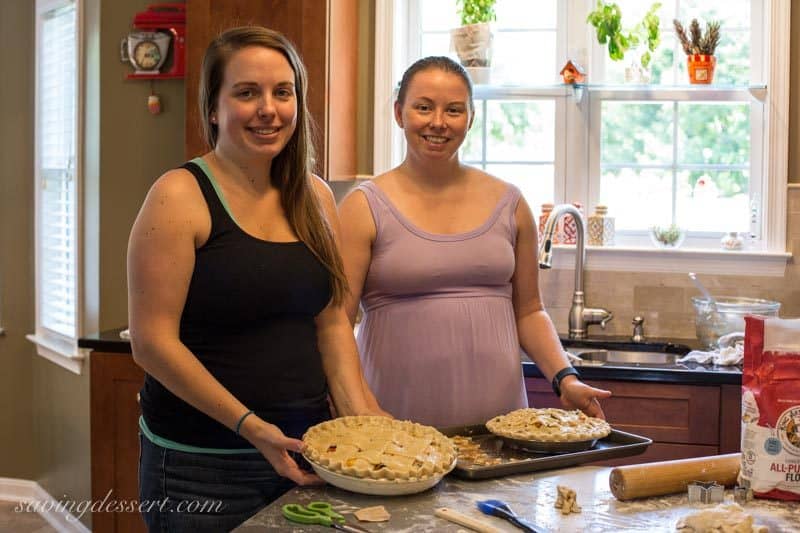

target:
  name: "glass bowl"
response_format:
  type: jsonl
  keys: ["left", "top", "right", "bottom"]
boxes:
{"left": 649, "top": 225, "right": 686, "bottom": 249}
{"left": 692, "top": 296, "right": 781, "bottom": 349}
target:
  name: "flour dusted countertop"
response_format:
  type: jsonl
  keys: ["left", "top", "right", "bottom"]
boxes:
{"left": 234, "top": 466, "right": 799, "bottom": 532}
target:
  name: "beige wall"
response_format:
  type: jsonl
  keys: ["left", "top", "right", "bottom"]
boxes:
{"left": 0, "top": 0, "right": 36, "bottom": 482}
{"left": 0, "top": 0, "right": 185, "bottom": 528}
{"left": 789, "top": 2, "right": 800, "bottom": 184}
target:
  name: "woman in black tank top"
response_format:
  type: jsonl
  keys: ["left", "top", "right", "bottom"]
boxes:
{"left": 128, "top": 27, "right": 386, "bottom": 533}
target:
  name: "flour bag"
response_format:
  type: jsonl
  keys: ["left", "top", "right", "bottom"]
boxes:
{"left": 740, "top": 316, "right": 800, "bottom": 500}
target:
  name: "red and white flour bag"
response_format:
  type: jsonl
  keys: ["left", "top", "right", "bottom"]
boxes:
{"left": 740, "top": 316, "right": 800, "bottom": 500}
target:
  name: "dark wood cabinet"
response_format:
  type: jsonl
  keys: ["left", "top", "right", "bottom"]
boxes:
{"left": 184, "top": 0, "right": 358, "bottom": 180}
{"left": 90, "top": 352, "right": 146, "bottom": 533}
{"left": 526, "top": 377, "right": 741, "bottom": 465}
{"left": 88, "top": 345, "right": 742, "bottom": 531}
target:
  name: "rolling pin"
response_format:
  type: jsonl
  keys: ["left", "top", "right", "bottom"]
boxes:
{"left": 610, "top": 453, "right": 740, "bottom": 501}
{"left": 435, "top": 507, "right": 503, "bottom": 533}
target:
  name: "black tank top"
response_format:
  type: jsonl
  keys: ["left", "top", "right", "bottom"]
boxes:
{"left": 140, "top": 160, "right": 332, "bottom": 448}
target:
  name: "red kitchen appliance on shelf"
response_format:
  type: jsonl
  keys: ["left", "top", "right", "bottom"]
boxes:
{"left": 121, "top": 3, "right": 186, "bottom": 80}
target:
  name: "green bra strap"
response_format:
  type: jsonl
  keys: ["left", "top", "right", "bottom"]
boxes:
{"left": 139, "top": 416, "right": 259, "bottom": 455}
{"left": 190, "top": 156, "right": 239, "bottom": 225}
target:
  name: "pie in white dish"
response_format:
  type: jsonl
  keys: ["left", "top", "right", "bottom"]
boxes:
{"left": 486, "top": 408, "right": 611, "bottom": 443}
{"left": 302, "top": 416, "right": 456, "bottom": 482}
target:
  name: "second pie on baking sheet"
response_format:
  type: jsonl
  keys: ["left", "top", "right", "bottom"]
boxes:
{"left": 302, "top": 416, "right": 456, "bottom": 481}
{"left": 486, "top": 408, "right": 611, "bottom": 443}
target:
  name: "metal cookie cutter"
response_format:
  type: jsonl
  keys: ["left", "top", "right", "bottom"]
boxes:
{"left": 734, "top": 480, "right": 754, "bottom": 505}
{"left": 687, "top": 481, "right": 724, "bottom": 504}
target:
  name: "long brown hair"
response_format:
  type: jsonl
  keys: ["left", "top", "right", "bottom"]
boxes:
{"left": 198, "top": 26, "right": 347, "bottom": 304}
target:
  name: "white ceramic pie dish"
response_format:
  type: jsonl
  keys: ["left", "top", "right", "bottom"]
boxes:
{"left": 306, "top": 456, "right": 457, "bottom": 496}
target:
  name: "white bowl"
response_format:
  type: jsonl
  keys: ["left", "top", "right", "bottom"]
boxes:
{"left": 307, "top": 457, "right": 456, "bottom": 496}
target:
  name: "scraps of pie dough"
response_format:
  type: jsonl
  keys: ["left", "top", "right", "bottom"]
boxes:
{"left": 452, "top": 435, "right": 503, "bottom": 466}
{"left": 675, "top": 503, "right": 768, "bottom": 533}
{"left": 554, "top": 484, "right": 581, "bottom": 515}
{"left": 354, "top": 505, "right": 390, "bottom": 522}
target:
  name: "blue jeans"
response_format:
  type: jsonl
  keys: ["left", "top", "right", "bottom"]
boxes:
{"left": 138, "top": 413, "right": 328, "bottom": 532}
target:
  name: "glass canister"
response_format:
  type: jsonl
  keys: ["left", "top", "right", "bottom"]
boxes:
{"left": 561, "top": 202, "right": 583, "bottom": 245}
{"left": 588, "top": 205, "right": 615, "bottom": 246}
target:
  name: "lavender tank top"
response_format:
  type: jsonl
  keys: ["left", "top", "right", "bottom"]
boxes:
{"left": 355, "top": 180, "right": 528, "bottom": 427}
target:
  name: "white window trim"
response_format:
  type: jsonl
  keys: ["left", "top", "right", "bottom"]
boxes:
{"left": 29, "top": 0, "right": 86, "bottom": 375}
{"left": 373, "top": 0, "right": 790, "bottom": 276}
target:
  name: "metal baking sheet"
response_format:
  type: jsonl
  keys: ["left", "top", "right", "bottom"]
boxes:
{"left": 439, "top": 425, "right": 652, "bottom": 480}
{"left": 501, "top": 434, "right": 598, "bottom": 454}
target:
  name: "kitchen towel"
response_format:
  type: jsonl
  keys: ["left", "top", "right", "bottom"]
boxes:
{"left": 678, "top": 342, "right": 743, "bottom": 366}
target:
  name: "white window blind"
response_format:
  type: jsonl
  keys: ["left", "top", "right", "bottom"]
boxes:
{"left": 39, "top": 1, "right": 77, "bottom": 337}
{"left": 30, "top": 0, "right": 84, "bottom": 372}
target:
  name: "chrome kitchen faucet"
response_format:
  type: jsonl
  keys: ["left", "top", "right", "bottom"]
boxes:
{"left": 538, "top": 204, "right": 613, "bottom": 339}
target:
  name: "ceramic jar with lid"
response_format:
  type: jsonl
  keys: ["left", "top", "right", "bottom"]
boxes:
{"left": 588, "top": 204, "right": 615, "bottom": 246}
{"left": 539, "top": 203, "right": 559, "bottom": 244}
{"left": 720, "top": 231, "right": 744, "bottom": 250}
{"left": 561, "top": 202, "right": 583, "bottom": 245}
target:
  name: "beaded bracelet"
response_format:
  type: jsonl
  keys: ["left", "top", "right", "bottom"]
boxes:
{"left": 235, "top": 409, "right": 255, "bottom": 436}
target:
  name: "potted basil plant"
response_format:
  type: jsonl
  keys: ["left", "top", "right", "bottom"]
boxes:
{"left": 587, "top": 1, "right": 662, "bottom": 83}
{"left": 450, "top": 0, "right": 497, "bottom": 84}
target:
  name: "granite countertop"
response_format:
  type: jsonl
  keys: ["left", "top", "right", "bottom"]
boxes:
{"left": 522, "top": 359, "right": 741, "bottom": 386}
{"left": 79, "top": 329, "right": 741, "bottom": 384}
{"left": 78, "top": 327, "right": 130, "bottom": 353}
{"left": 233, "top": 465, "right": 799, "bottom": 532}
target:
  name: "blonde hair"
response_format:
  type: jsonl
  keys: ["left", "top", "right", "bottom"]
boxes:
{"left": 198, "top": 26, "right": 347, "bottom": 304}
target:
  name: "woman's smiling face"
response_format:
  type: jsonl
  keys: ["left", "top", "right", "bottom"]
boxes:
{"left": 213, "top": 46, "right": 298, "bottom": 163}
{"left": 394, "top": 68, "right": 473, "bottom": 162}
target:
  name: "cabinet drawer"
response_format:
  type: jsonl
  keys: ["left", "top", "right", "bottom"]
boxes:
{"left": 588, "top": 443, "right": 719, "bottom": 467}
{"left": 525, "top": 378, "right": 720, "bottom": 446}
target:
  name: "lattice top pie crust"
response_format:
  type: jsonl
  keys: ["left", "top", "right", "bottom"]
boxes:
{"left": 486, "top": 408, "right": 611, "bottom": 442}
{"left": 303, "top": 416, "right": 456, "bottom": 481}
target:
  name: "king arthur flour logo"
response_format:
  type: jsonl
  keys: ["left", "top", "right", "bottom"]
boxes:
{"left": 777, "top": 406, "right": 800, "bottom": 457}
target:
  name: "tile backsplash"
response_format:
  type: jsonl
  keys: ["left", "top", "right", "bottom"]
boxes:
{"left": 540, "top": 188, "right": 800, "bottom": 341}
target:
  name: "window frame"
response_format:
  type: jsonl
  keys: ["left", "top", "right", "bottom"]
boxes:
{"left": 373, "top": 0, "right": 790, "bottom": 276}
{"left": 27, "top": 0, "right": 86, "bottom": 374}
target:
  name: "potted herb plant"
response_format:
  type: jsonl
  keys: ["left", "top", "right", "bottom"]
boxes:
{"left": 673, "top": 18, "right": 721, "bottom": 84}
{"left": 587, "top": 1, "right": 662, "bottom": 83}
{"left": 450, "top": 0, "right": 497, "bottom": 84}
{"left": 649, "top": 224, "right": 686, "bottom": 249}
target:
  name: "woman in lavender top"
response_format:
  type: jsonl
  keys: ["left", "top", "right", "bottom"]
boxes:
{"left": 339, "top": 56, "right": 612, "bottom": 428}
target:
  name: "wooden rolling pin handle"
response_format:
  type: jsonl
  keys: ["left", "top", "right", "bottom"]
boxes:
{"left": 609, "top": 453, "right": 741, "bottom": 501}
{"left": 434, "top": 507, "right": 503, "bottom": 533}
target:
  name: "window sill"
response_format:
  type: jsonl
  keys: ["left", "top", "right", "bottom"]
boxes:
{"left": 547, "top": 245, "right": 790, "bottom": 277}
{"left": 26, "top": 333, "right": 86, "bottom": 375}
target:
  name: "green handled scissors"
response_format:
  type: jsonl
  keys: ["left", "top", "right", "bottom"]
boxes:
{"left": 281, "top": 502, "right": 371, "bottom": 532}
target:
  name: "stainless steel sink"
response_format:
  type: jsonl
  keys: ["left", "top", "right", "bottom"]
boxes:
{"left": 571, "top": 349, "right": 679, "bottom": 366}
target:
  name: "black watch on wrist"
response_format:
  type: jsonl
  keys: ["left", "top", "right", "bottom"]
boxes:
{"left": 551, "top": 366, "right": 580, "bottom": 397}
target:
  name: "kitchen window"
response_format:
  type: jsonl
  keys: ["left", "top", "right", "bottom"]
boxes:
{"left": 373, "top": 0, "right": 789, "bottom": 275}
{"left": 27, "top": 0, "right": 86, "bottom": 374}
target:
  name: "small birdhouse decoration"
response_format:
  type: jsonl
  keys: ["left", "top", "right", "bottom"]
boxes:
{"left": 559, "top": 60, "right": 586, "bottom": 84}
